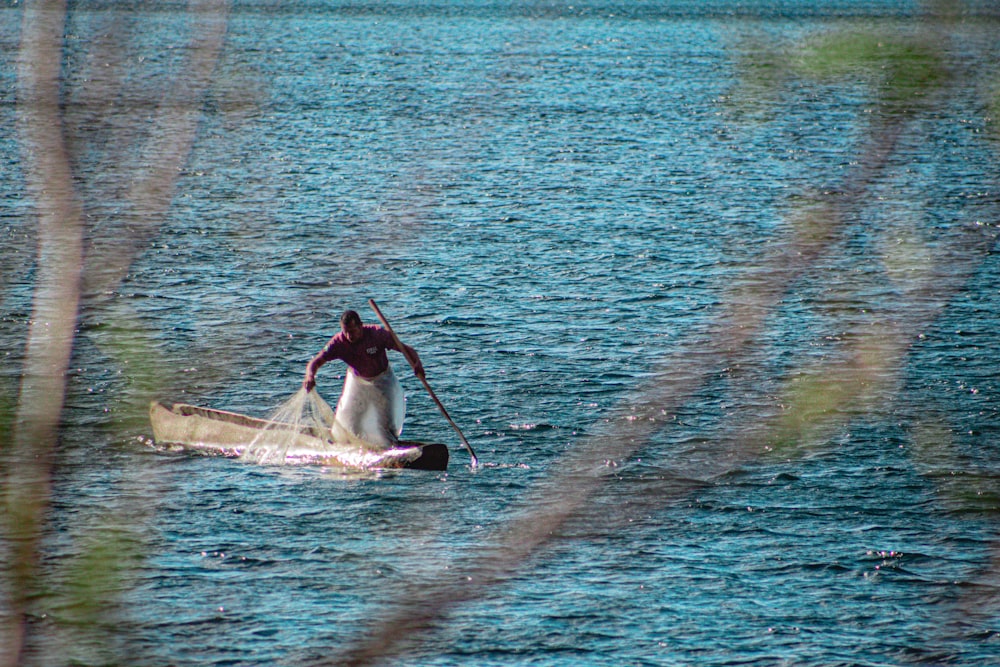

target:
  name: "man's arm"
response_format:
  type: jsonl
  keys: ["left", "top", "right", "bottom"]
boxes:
{"left": 376, "top": 326, "right": 425, "bottom": 378}
{"left": 303, "top": 353, "right": 323, "bottom": 392}
{"left": 399, "top": 342, "right": 425, "bottom": 379}
{"left": 303, "top": 339, "right": 338, "bottom": 392}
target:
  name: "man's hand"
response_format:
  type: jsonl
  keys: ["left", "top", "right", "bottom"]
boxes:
{"left": 400, "top": 343, "right": 425, "bottom": 380}
{"left": 303, "top": 375, "right": 316, "bottom": 392}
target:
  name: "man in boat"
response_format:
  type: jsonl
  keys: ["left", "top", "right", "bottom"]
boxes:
{"left": 302, "top": 309, "right": 424, "bottom": 449}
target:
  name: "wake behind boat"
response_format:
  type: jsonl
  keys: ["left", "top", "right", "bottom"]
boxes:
{"left": 149, "top": 401, "right": 449, "bottom": 471}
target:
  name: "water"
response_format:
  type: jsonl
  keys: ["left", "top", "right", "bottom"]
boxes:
{"left": 2, "top": 1, "right": 1000, "bottom": 665}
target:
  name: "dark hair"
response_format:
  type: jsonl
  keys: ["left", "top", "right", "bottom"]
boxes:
{"left": 340, "top": 310, "right": 362, "bottom": 327}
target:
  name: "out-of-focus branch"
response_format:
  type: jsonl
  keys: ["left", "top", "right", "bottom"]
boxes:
{"left": 2, "top": 1, "right": 231, "bottom": 664}
{"left": 329, "top": 8, "right": 998, "bottom": 666}
{"left": 3, "top": 1, "right": 84, "bottom": 664}
{"left": 83, "top": 0, "right": 231, "bottom": 299}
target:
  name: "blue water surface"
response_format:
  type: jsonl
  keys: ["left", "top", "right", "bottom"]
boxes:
{"left": 2, "top": 1, "right": 1000, "bottom": 665}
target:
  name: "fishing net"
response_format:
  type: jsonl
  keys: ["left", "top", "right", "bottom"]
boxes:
{"left": 240, "top": 387, "right": 337, "bottom": 465}
{"left": 240, "top": 365, "right": 405, "bottom": 465}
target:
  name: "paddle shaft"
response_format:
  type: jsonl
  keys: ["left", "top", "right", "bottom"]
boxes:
{"left": 368, "top": 299, "right": 479, "bottom": 467}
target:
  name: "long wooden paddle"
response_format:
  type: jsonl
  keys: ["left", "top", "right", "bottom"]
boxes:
{"left": 368, "top": 298, "right": 479, "bottom": 468}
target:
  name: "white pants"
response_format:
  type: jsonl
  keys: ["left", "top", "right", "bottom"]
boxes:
{"left": 331, "top": 365, "right": 405, "bottom": 450}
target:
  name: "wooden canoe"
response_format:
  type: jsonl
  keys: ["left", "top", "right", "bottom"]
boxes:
{"left": 149, "top": 401, "right": 449, "bottom": 471}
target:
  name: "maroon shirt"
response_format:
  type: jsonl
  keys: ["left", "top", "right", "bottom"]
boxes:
{"left": 315, "top": 325, "right": 399, "bottom": 379}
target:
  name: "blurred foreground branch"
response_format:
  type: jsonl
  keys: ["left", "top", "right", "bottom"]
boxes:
{"left": 4, "top": 1, "right": 86, "bottom": 662}
{"left": 331, "top": 6, "right": 999, "bottom": 665}
{"left": 2, "top": 0, "right": 229, "bottom": 664}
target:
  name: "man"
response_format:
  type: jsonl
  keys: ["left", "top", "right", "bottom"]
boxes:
{"left": 303, "top": 309, "right": 424, "bottom": 448}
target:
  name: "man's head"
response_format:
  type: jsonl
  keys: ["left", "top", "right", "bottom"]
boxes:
{"left": 340, "top": 310, "right": 364, "bottom": 343}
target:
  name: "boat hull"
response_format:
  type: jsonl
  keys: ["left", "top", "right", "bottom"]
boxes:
{"left": 149, "top": 401, "right": 448, "bottom": 471}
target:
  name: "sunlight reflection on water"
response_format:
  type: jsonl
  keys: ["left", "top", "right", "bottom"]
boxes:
{"left": 2, "top": 1, "right": 1000, "bottom": 665}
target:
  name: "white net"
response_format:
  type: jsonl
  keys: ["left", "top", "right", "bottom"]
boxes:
{"left": 240, "top": 365, "right": 406, "bottom": 465}
{"left": 240, "top": 387, "right": 337, "bottom": 465}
